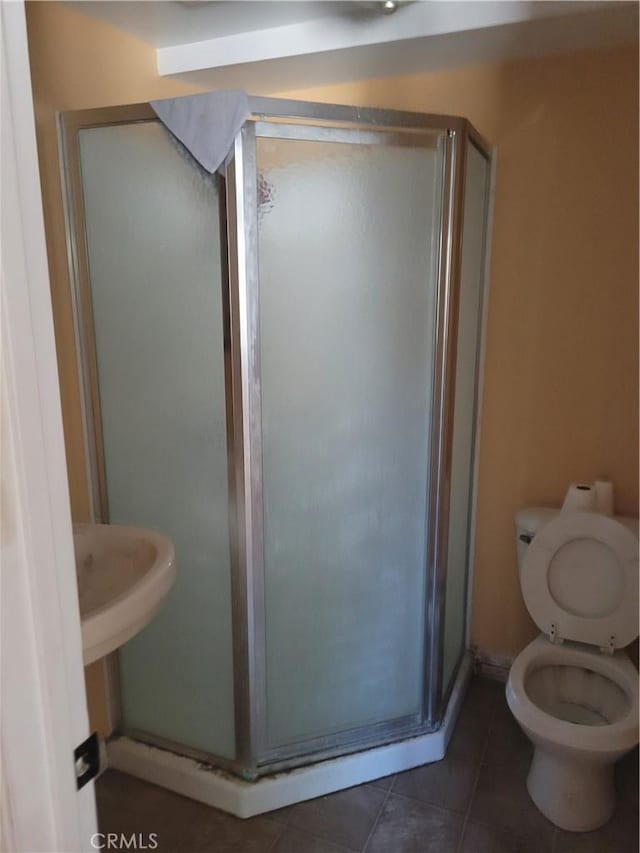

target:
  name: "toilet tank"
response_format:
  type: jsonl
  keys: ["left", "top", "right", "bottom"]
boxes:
{"left": 514, "top": 507, "right": 558, "bottom": 572}
{"left": 514, "top": 506, "right": 639, "bottom": 573}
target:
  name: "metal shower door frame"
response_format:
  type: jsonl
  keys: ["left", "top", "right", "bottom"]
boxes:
{"left": 224, "top": 98, "right": 490, "bottom": 773}
{"left": 58, "top": 96, "right": 493, "bottom": 779}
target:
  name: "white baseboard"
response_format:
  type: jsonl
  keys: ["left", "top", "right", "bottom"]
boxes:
{"left": 471, "top": 647, "right": 513, "bottom": 683}
{"left": 107, "top": 653, "right": 473, "bottom": 818}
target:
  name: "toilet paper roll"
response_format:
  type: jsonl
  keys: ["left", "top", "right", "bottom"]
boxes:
{"left": 594, "top": 480, "right": 614, "bottom": 516}
{"left": 562, "top": 483, "right": 597, "bottom": 513}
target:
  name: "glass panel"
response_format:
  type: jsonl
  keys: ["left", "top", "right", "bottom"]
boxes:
{"left": 442, "top": 143, "right": 490, "bottom": 694}
{"left": 79, "top": 123, "right": 235, "bottom": 758}
{"left": 256, "top": 134, "right": 444, "bottom": 748}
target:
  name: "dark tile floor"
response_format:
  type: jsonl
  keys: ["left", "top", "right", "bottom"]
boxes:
{"left": 96, "top": 678, "right": 639, "bottom": 852}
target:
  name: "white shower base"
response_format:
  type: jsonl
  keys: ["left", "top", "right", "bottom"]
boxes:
{"left": 107, "top": 652, "right": 472, "bottom": 818}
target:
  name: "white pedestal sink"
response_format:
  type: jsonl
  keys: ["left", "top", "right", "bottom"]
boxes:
{"left": 74, "top": 523, "right": 176, "bottom": 666}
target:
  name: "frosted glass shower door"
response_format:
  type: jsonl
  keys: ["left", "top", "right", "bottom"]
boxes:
{"left": 78, "top": 122, "right": 235, "bottom": 758}
{"left": 255, "top": 130, "right": 445, "bottom": 753}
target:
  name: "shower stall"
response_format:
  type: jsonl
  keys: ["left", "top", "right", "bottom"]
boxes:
{"left": 60, "top": 97, "right": 492, "bottom": 810}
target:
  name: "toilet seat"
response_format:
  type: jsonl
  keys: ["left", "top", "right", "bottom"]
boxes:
{"left": 520, "top": 512, "right": 639, "bottom": 649}
{"left": 507, "top": 636, "right": 639, "bottom": 753}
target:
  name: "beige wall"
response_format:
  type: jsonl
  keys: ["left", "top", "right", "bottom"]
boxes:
{"left": 26, "top": 2, "right": 638, "bottom": 728}
{"left": 26, "top": 2, "right": 196, "bottom": 524}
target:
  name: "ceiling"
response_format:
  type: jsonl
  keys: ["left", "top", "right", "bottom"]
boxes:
{"left": 71, "top": 2, "right": 365, "bottom": 48}
{"left": 68, "top": 1, "right": 639, "bottom": 91}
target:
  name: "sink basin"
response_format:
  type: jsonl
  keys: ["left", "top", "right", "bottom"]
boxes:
{"left": 74, "top": 523, "right": 176, "bottom": 665}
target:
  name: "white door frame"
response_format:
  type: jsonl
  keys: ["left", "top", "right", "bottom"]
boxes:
{"left": 1, "top": 2, "right": 97, "bottom": 850}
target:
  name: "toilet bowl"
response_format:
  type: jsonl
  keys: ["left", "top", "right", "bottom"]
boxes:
{"left": 507, "top": 509, "right": 639, "bottom": 832}
{"left": 507, "top": 636, "right": 638, "bottom": 830}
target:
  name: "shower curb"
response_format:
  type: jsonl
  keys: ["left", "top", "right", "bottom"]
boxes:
{"left": 107, "top": 652, "right": 472, "bottom": 818}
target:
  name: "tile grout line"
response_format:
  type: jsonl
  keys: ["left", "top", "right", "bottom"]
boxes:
{"left": 454, "top": 689, "right": 500, "bottom": 853}
{"left": 266, "top": 819, "right": 360, "bottom": 853}
{"left": 360, "top": 777, "right": 396, "bottom": 853}
{"left": 378, "top": 787, "right": 470, "bottom": 820}
{"left": 265, "top": 819, "right": 288, "bottom": 853}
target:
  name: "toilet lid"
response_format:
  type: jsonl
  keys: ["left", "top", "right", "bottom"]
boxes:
{"left": 521, "top": 512, "right": 639, "bottom": 649}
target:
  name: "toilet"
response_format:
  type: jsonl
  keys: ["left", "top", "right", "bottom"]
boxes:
{"left": 506, "top": 508, "right": 639, "bottom": 832}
